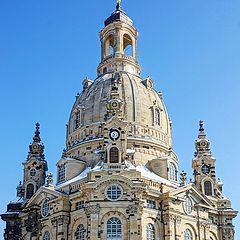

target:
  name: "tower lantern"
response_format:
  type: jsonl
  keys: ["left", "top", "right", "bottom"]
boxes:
{"left": 97, "top": 2, "right": 140, "bottom": 76}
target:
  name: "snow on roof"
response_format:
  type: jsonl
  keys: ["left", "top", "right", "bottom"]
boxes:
{"left": 55, "top": 162, "right": 177, "bottom": 189}
{"left": 55, "top": 167, "right": 92, "bottom": 189}
{"left": 135, "top": 164, "right": 178, "bottom": 187}
{"left": 126, "top": 149, "right": 135, "bottom": 155}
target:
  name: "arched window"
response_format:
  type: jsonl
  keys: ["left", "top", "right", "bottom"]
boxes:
{"left": 58, "top": 164, "right": 66, "bottom": 184}
{"left": 26, "top": 183, "right": 34, "bottom": 199}
{"left": 204, "top": 181, "right": 213, "bottom": 196}
{"left": 43, "top": 231, "right": 51, "bottom": 240}
{"left": 107, "top": 217, "right": 122, "bottom": 240}
{"left": 76, "top": 224, "right": 85, "bottom": 240}
{"left": 146, "top": 223, "right": 155, "bottom": 240}
{"left": 184, "top": 229, "right": 193, "bottom": 240}
{"left": 109, "top": 147, "right": 119, "bottom": 163}
{"left": 105, "top": 35, "right": 114, "bottom": 57}
{"left": 184, "top": 196, "right": 192, "bottom": 214}
{"left": 169, "top": 163, "right": 177, "bottom": 181}
{"left": 75, "top": 110, "right": 81, "bottom": 129}
{"left": 123, "top": 34, "right": 133, "bottom": 57}
{"left": 155, "top": 109, "right": 161, "bottom": 126}
{"left": 41, "top": 199, "right": 50, "bottom": 217}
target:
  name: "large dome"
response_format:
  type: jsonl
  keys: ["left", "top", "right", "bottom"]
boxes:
{"left": 67, "top": 72, "right": 172, "bottom": 151}
{"left": 61, "top": 6, "right": 177, "bottom": 183}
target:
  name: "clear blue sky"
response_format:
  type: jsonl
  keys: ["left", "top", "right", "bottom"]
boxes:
{"left": 0, "top": 0, "right": 239, "bottom": 238}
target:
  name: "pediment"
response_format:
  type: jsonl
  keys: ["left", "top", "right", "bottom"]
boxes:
{"left": 169, "top": 183, "right": 214, "bottom": 208}
{"left": 25, "top": 186, "right": 66, "bottom": 208}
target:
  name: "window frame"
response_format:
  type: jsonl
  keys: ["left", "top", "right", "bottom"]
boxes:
{"left": 147, "top": 199, "right": 156, "bottom": 209}
{"left": 26, "top": 183, "right": 35, "bottom": 199}
{"left": 43, "top": 231, "right": 51, "bottom": 240}
{"left": 155, "top": 108, "right": 161, "bottom": 126}
{"left": 184, "top": 196, "right": 193, "bottom": 214}
{"left": 204, "top": 180, "right": 213, "bottom": 196}
{"left": 106, "top": 217, "right": 122, "bottom": 240}
{"left": 109, "top": 147, "right": 120, "bottom": 164}
{"left": 169, "top": 162, "right": 177, "bottom": 181}
{"left": 106, "top": 184, "right": 122, "bottom": 201}
{"left": 76, "top": 224, "right": 85, "bottom": 240}
{"left": 76, "top": 200, "right": 85, "bottom": 210}
{"left": 58, "top": 164, "right": 66, "bottom": 184}
{"left": 75, "top": 110, "right": 81, "bottom": 129}
{"left": 146, "top": 223, "right": 155, "bottom": 240}
{"left": 184, "top": 229, "right": 193, "bottom": 240}
{"left": 41, "top": 199, "right": 50, "bottom": 218}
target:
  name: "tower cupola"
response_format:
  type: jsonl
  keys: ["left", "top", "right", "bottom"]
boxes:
{"left": 97, "top": 1, "right": 140, "bottom": 76}
{"left": 19, "top": 123, "right": 48, "bottom": 200}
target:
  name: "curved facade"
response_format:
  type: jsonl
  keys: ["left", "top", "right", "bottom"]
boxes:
{"left": 1, "top": 3, "right": 237, "bottom": 240}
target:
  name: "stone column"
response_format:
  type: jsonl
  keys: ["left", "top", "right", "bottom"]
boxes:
{"left": 85, "top": 204, "right": 100, "bottom": 240}
{"left": 175, "top": 216, "right": 182, "bottom": 239}
{"left": 162, "top": 214, "right": 174, "bottom": 240}
{"left": 126, "top": 204, "right": 141, "bottom": 240}
{"left": 56, "top": 216, "right": 69, "bottom": 240}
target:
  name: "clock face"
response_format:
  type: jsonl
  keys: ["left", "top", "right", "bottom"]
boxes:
{"left": 202, "top": 164, "right": 210, "bottom": 174}
{"left": 109, "top": 129, "right": 120, "bottom": 141}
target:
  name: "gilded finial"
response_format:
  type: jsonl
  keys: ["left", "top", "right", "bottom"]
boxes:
{"left": 116, "top": 0, "right": 121, "bottom": 10}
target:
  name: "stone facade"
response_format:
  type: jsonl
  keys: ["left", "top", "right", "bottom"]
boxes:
{"left": 1, "top": 2, "right": 237, "bottom": 240}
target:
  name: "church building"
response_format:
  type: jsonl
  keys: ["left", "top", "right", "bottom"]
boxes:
{"left": 1, "top": 2, "right": 237, "bottom": 240}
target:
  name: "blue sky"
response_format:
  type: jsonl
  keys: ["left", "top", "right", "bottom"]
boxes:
{"left": 0, "top": 0, "right": 240, "bottom": 238}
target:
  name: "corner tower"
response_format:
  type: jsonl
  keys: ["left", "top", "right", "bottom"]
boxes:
{"left": 1, "top": 123, "right": 48, "bottom": 240}
{"left": 17, "top": 123, "right": 48, "bottom": 199}
{"left": 192, "top": 121, "right": 220, "bottom": 197}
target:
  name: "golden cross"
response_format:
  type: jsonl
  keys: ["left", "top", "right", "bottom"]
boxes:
{"left": 117, "top": 0, "right": 121, "bottom": 5}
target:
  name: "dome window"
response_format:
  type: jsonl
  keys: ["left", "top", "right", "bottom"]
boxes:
{"left": 169, "top": 162, "right": 177, "bottom": 181}
{"left": 155, "top": 108, "right": 161, "bottom": 126}
{"left": 58, "top": 164, "right": 66, "bottom": 184}
{"left": 109, "top": 147, "right": 119, "bottom": 163}
{"left": 75, "top": 110, "right": 81, "bottom": 129}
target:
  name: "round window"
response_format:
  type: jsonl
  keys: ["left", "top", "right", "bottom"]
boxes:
{"left": 41, "top": 199, "right": 50, "bottom": 217}
{"left": 106, "top": 185, "right": 122, "bottom": 201}
{"left": 184, "top": 196, "right": 192, "bottom": 214}
{"left": 30, "top": 168, "right": 36, "bottom": 177}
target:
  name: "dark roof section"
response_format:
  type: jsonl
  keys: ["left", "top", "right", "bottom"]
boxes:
{"left": 104, "top": 9, "right": 133, "bottom": 27}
